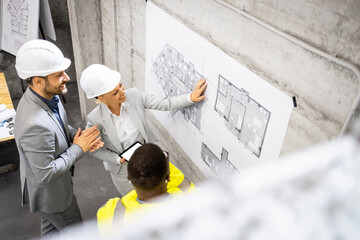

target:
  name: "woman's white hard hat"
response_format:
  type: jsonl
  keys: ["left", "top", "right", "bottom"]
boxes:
{"left": 15, "top": 39, "right": 71, "bottom": 79}
{"left": 80, "top": 64, "right": 121, "bottom": 99}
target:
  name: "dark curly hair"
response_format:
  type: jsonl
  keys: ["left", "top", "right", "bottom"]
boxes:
{"left": 128, "top": 143, "right": 169, "bottom": 190}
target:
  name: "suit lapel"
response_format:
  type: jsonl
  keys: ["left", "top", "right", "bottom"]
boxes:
{"left": 25, "top": 88, "right": 68, "bottom": 141}
{"left": 100, "top": 103, "right": 123, "bottom": 151}
{"left": 47, "top": 111, "right": 68, "bottom": 140}
{"left": 58, "top": 100, "right": 71, "bottom": 145}
{"left": 123, "top": 102, "right": 148, "bottom": 142}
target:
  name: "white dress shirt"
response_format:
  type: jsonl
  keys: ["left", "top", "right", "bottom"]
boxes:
{"left": 105, "top": 93, "right": 192, "bottom": 164}
{"left": 105, "top": 103, "right": 142, "bottom": 164}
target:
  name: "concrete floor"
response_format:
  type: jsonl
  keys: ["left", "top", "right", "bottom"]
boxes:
{"left": 0, "top": 81, "right": 119, "bottom": 239}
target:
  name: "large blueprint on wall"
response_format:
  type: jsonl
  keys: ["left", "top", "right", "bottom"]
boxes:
{"left": 145, "top": 1, "right": 293, "bottom": 177}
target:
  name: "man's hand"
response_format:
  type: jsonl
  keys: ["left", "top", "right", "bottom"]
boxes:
{"left": 190, "top": 78, "right": 207, "bottom": 102}
{"left": 73, "top": 125, "right": 101, "bottom": 153}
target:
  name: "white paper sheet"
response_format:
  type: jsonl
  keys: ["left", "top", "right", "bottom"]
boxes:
{"left": 0, "top": 109, "right": 16, "bottom": 122}
{"left": 0, "top": 117, "right": 14, "bottom": 140}
{"left": 0, "top": 0, "right": 40, "bottom": 55}
{"left": 145, "top": 1, "right": 293, "bottom": 177}
{"left": 121, "top": 142, "right": 143, "bottom": 161}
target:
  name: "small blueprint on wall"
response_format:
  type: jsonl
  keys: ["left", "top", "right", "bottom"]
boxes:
{"left": 146, "top": 1, "right": 293, "bottom": 177}
{"left": 0, "top": 0, "right": 40, "bottom": 55}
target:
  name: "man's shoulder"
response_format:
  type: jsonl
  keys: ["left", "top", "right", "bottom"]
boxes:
{"left": 16, "top": 95, "right": 47, "bottom": 125}
{"left": 17, "top": 91, "right": 33, "bottom": 109}
{"left": 17, "top": 88, "right": 48, "bottom": 113}
{"left": 15, "top": 104, "right": 52, "bottom": 138}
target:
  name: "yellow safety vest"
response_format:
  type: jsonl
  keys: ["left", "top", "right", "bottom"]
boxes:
{"left": 97, "top": 163, "right": 195, "bottom": 236}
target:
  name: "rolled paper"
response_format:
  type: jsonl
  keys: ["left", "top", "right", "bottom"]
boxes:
{"left": 0, "top": 109, "right": 16, "bottom": 123}
{"left": 0, "top": 104, "right": 6, "bottom": 112}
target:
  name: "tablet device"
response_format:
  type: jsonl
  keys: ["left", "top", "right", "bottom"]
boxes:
{"left": 120, "top": 141, "right": 143, "bottom": 161}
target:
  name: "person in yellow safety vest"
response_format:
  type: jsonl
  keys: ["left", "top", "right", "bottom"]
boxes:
{"left": 97, "top": 143, "right": 195, "bottom": 236}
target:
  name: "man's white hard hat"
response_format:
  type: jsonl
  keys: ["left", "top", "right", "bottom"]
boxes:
{"left": 80, "top": 64, "right": 121, "bottom": 99}
{"left": 15, "top": 39, "right": 71, "bottom": 79}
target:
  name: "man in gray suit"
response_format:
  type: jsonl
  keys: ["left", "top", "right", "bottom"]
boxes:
{"left": 14, "top": 40, "right": 103, "bottom": 236}
{"left": 80, "top": 64, "right": 206, "bottom": 196}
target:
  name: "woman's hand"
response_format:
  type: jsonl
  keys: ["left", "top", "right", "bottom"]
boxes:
{"left": 190, "top": 78, "right": 207, "bottom": 102}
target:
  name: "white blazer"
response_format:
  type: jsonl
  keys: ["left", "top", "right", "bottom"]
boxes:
{"left": 86, "top": 88, "right": 192, "bottom": 174}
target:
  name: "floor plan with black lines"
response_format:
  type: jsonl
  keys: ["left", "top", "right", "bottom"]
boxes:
{"left": 201, "top": 142, "right": 239, "bottom": 176}
{"left": 7, "top": 0, "right": 29, "bottom": 37}
{"left": 215, "top": 75, "right": 271, "bottom": 157}
{"left": 147, "top": 2, "right": 294, "bottom": 176}
{"left": 153, "top": 44, "right": 203, "bottom": 129}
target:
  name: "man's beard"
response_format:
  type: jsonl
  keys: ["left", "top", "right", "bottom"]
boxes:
{"left": 45, "top": 82, "right": 68, "bottom": 96}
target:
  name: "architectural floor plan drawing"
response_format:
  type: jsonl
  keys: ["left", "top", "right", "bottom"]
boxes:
{"left": 215, "top": 75, "right": 271, "bottom": 157}
{"left": 7, "top": 0, "right": 29, "bottom": 37}
{"left": 1, "top": 0, "right": 39, "bottom": 55}
{"left": 153, "top": 44, "right": 203, "bottom": 129}
{"left": 146, "top": 2, "right": 293, "bottom": 177}
{"left": 201, "top": 142, "right": 239, "bottom": 176}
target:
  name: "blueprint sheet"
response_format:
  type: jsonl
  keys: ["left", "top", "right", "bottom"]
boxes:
{"left": 0, "top": 0, "right": 40, "bottom": 55}
{"left": 145, "top": 1, "right": 293, "bottom": 177}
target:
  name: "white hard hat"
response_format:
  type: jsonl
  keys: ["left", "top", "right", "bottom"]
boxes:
{"left": 15, "top": 39, "right": 71, "bottom": 79}
{"left": 80, "top": 64, "right": 121, "bottom": 98}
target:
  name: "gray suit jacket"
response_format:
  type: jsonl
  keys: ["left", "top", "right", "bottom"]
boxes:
{"left": 14, "top": 88, "right": 84, "bottom": 213}
{"left": 87, "top": 88, "right": 192, "bottom": 174}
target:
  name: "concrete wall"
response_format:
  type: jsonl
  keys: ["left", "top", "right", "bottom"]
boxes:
{"left": 69, "top": 0, "right": 360, "bottom": 182}
{"left": 67, "top": 0, "right": 103, "bottom": 119}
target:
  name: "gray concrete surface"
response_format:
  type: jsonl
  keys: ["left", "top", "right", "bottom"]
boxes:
{"left": 67, "top": 0, "right": 103, "bottom": 121}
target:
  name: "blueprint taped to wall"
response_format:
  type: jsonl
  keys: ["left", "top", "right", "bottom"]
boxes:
{"left": 0, "top": 0, "right": 40, "bottom": 55}
{"left": 145, "top": 1, "right": 293, "bottom": 177}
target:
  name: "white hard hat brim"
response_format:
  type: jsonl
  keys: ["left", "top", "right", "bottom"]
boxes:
{"left": 16, "top": 58, "right": 71, "bottom": 79}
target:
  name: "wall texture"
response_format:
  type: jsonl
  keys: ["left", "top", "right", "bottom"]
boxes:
{"left": 69, "top": 0, "right": 360, "bottom": 182}
{"left": 67, "top": 0, "right": 104, "bottom": 117}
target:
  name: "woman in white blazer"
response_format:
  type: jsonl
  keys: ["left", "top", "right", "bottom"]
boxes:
{"left": 80, "top": 64, "right": 207, "bottom": 196}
